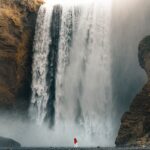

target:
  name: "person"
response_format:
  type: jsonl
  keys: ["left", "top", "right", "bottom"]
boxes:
{"left": 74, "top": 137, "right": 78, "bottom": 147}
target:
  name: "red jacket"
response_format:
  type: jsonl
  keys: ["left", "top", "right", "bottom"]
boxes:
{"left": 74, "top": 138, "right": 78, "bottom": 144}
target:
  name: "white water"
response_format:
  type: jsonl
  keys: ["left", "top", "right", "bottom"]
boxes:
{"left": 30, "top": 0, "right": 115, "bottom": 146}
{"left": 55, "top": 0, "right": 114, "bottom": 146}
{"left": 28, "top": 0, "right": 150, "bottom": 147}
{"left": 30, "top": 3, "right": 53, "bottom": 124}
{"left": 55, "top": 6, "right": 74, "bottom": 125}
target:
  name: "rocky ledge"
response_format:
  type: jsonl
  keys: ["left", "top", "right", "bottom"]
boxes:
{"left": 116, "top": 36, "right": 150, "bottom": 147}
{"left": 0, "top": 136, "right": 21, "bottom": 147}
{"left": 0, "top": 0, "right": 43, "bottom": 112}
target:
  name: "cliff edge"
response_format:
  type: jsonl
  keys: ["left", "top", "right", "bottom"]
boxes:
{"left": 116, "top": 36, "right": 150, "bottom": 147}
{"left": 0, "top": 0, "right": 43, "bottom": 111}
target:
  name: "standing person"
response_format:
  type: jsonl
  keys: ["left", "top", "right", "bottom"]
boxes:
{"left": 74, "top": 137, "right": 78, "bottom": 147}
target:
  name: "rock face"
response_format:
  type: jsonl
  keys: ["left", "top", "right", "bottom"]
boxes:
{"left": 0, "top": 136, "right": 21, "bottom": 147}
{"left": 0, "top": 0, "right": 42, "bottom": 112}
{"left": 116, "top": 36, "right": 150, "bottom": 147}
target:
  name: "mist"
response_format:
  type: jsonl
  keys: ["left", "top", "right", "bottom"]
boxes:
{"left": 0, "top": 0, "right": 150, "bottom": 147}
{"left": 111, "top": 0, "right": 150, "bottom": 133}
{"left": 0, "top": 114, "right": 108, "bottom": 147}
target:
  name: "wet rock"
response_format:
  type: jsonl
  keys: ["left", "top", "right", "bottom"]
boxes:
{"left": 0, "top": 136, "right": 21, "bottom": 147}
{"left": 116, "top": 36, "right": 150, "bottom": 147}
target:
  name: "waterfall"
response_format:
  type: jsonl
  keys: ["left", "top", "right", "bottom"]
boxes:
{"left": 0, "top": 0, "right": 150, "bottom": 148}
{"left": 55, "top": 6, "right": 74, "bottom": 124}
{"left": 30, "top": 0, "right": 114, "bottom": 146}
{"left": 30, "top": 3, "right": 53, "bottom": 124}
{"left": 29, "top": 0, "right": 149, "bottom": 147}
{"left": 55, "top": 1, "right": 114, "bottom": 145}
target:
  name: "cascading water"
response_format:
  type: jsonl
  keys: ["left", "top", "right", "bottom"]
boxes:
{"left": 30, "top": 3, "right": 53, "bottom": 124}
{"left": 0, "top": 0, "right": 150, "bottom": 148}
{"left": 55, "top": 0, "right": 114, "bottom": 145}
{"left": 28, "top": 0, "right": 150, "bottom": 147}
{"left": 30, "top": 0, "right": 114, "bottom": 146}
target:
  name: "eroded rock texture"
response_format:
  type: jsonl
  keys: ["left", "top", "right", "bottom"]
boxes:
{"left": 116, "top": 36, "right": 150, "bottom": 147}
{"left": 0, "top": 0, "right": 42, "bottom": 112}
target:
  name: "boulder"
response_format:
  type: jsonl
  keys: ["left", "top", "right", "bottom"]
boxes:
{"left": 0, "top": 136, "right": 21, "bottom": 147}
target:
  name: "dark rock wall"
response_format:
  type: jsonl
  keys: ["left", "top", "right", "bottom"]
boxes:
{"left": 0, "top": 0, "right": 42, "bottom": 112}
{"left": 0, "top": 136, "right": 21, "bottom": 147}
{"left": 116, "top": 36, "right": 150, "bottom": 147}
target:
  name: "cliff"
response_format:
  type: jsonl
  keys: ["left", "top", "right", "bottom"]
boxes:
{"left": 0, "top": 0, "right": 43, "bottom": 112}
{"left": 116, "top": 36, "right": 150, "bottom": 147}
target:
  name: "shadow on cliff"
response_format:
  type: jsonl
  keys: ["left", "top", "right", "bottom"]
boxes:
{"left": 0, "top": 0, "right": 43, "bottom": 115}
{"left": 115, "top": 36, "right": 150, "bottom": 146}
